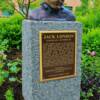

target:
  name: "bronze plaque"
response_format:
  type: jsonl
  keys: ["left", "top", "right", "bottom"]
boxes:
{"left": 39, "top": 31, "right": 77, "bottom": 81}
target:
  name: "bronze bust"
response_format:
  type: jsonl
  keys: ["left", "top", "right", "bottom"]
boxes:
{"left": 29, "top": 0, "right": 76, "bottom": 21}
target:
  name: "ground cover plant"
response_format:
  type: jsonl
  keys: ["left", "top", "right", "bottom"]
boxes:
{"left": 76, "top": 0, "right": 100, "bottom": 99}
{"left": 81, "top": 28, "right": 100, "bottom": 100}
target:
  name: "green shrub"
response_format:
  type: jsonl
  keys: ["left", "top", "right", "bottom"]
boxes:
{"left": 81, "top": 28, "right": 100, "bottom": 99}
{"left": 0, "top": 1, "right": 14, "bottom": 15}
{"left": 0, "top": 14, "right": 23, "bottom": 50}
{"left": 0, "top": 39, "right": 9, "bottom": 51}
{"left": 82, "top": 28, "right": 100, "bottom": 56}
{"left": 77, "top": 9, "right": 100, "bottom": 33}
{"left": 76, "top": 0, "right": 89, "bottom": 15}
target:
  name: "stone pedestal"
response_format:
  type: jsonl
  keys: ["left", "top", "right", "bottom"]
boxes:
{"left": 22, "top": 20, "right": 82, "bottom": 100}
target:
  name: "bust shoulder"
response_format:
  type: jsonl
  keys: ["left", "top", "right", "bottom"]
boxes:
{"left": 61, "top": 7, "right": 76, "bottom": 21}
{"left": 28, "top": 7, "right": 46, "bottom": 20}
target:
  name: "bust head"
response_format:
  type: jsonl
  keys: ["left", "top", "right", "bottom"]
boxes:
{"left": 29, "top": 0, "right": 76, "bottom": 21}
{"left": 45, "top": 0, "right": 64, "bottom": 9}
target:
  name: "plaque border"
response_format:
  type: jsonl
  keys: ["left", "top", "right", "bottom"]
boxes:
{"left": 39, "top": 30, "right": 77, "bottom": 82}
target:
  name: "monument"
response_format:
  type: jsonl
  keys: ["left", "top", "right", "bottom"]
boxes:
{"left": 22, "top": 0, "right": 82, "bottom": 100}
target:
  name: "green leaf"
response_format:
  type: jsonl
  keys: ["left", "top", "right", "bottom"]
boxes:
{"left": 1, "top": 71, "right": 9, "bottom": 78}
{"left": 0, "top": 76, "right": 5, "bottom": 86}
{"left": 10, "top": 65, "right": 17, "bottom": 73}
{"left": 9, "top": 77, "right": 17, "bottom": 82}
{"left": 5, "top": 88, "right": 14, "bottom": 100}
{"left": 87, "top": 89, "right": 93, "bottom": 97}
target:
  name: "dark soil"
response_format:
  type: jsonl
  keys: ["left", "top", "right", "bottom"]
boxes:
{"left": 0, "top": 48, "right": 24, "bottom": 100}
{"left": 5, "top": 48, "right": 22, "bottom": 60}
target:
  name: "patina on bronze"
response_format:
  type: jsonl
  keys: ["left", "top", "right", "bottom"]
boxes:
{"left": 29, "top": 0, "right": 76, "bottom": 21}
{"left": 39, "top": 31, "right": 77, "bottom": 81}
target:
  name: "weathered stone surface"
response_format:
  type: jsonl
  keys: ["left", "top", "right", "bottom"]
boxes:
{"left": 22, "top": 20, "right": 82, "bottom": 100}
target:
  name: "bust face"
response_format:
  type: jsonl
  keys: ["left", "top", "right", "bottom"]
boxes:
{"left": 45, "top": 0, "right": 64, "bottom": 9}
